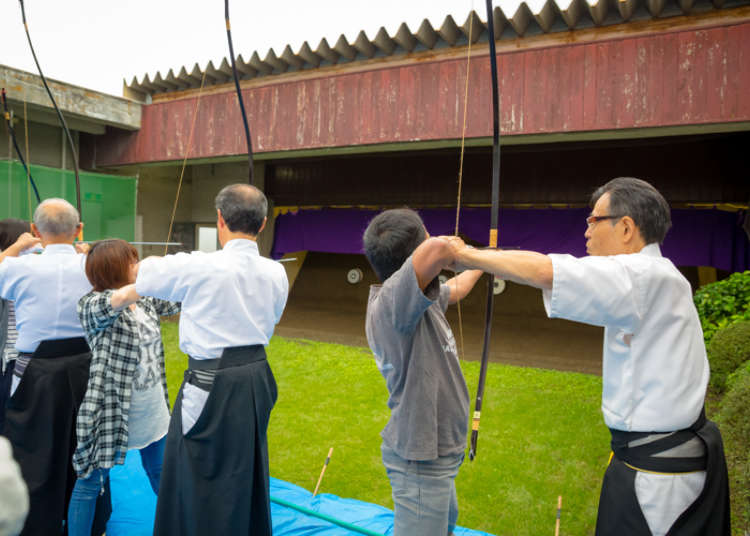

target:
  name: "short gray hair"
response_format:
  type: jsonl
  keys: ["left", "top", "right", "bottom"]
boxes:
{"left": 591, "top": 178, "right": 672, "bottom": 245}
{"left": 215, "top": 184, "right": 267, "bottom": 235}
{"left": 33, "top": 198, "right": 80, "bottom": 236}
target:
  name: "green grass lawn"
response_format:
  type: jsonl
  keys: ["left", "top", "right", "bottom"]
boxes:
{"left": 161, "top": 322, "right": 609, "bottom": 535}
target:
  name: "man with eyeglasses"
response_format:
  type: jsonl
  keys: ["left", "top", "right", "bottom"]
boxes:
{"left": 443, "top": 177, "right": 730, "bottom": 536}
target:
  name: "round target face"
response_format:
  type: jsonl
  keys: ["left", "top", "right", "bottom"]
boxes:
{"left": 347, "top": 268, "right": 363, "bottom": 284}
{"left": 493, "top": 279, "right": 506, "bottom": 295}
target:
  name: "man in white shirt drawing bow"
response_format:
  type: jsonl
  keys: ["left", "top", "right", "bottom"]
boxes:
{"left": 445, "top": 177, "right": 730, "bottom": 536}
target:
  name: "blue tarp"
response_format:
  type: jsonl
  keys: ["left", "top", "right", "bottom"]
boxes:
{"left": 108, "top": 450, "right": 494, "bottom": 536}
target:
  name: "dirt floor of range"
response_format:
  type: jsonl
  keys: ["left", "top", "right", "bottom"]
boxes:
{"left": 276, "top": 252, "right": 604, "bottom": 376}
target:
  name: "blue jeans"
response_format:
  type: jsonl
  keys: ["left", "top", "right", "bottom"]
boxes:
{"left": 381, "top": 442, "right": 464, "bottom": 536}
{"left": 67, "top": 435, "right": 166, "bottom": 536}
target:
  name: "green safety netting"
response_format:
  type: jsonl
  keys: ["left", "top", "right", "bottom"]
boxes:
{"left": 0, "top": 159, "right": 136, "bottom": 242}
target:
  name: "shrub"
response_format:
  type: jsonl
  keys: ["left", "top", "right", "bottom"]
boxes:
{"left": 694, "top": 271, "right": 750, "bottom": 345}
{"left": 707, "top": 321, "right": 750, "bottom": 392}
{"left": 716, "top": 361, "right": 750, "bottom": 535}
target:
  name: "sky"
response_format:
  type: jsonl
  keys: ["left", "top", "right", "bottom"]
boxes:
{"left": 0, "top": 0, "right": 540, "bottom": 98}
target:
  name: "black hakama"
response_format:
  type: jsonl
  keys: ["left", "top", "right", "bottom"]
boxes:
{"left": 0, "top": 356, "right": 13, "bottom": 432}
{"left": 596, "top": 412, "right": 730, "bottom": 536}
{"left": 2, "top": 337, "right": 111, "bottom": 536}
{"left": 154, "top": 345, "right": 277, "bottom": 536}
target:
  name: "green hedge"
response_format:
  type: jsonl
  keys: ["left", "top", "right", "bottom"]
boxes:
{"left": 707, "top": 321, "right": 750, "bottom": 392}
{"left": 716, "top": 360, "right": 750, "bottom": 535}
{"left": 696, "top": 277, "right": 750, "bottom": 535}
{"left": 694, "top": 271, "right": 750, "bottom": 345}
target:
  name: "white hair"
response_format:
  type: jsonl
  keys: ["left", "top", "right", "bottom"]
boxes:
{"left": 33, "top": 198, "right": 80, "bottom": 236}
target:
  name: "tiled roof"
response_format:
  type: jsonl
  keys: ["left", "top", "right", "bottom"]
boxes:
{"left": 126, "top": 0, "right": 747, "bottom": 97}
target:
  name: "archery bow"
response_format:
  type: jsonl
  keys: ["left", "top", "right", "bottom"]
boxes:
{"left": 225, "top": 0, "right": 254, "bottom": 185}
{"left": 1, "top": 88, "right": 41, "bottom": 204}
{"left": 19, "top": 0, "right": 83, "bottom": 237}
{"left": 469, "top": 0, "right": 501, "bottom": 461}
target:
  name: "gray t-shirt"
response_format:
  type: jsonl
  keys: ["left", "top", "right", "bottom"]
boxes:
{"left": 365, "top": 256, "right": 469, "bottom": 461}
{"left": 127, "top": 305, "right": 170, "bottom": 450}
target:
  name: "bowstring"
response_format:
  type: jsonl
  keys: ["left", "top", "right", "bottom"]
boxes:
{"left": 453, "top": 3, "right": 474, "bottom": 361}
{"left": 164, "top": 70, "right": 208, "bottom": 257}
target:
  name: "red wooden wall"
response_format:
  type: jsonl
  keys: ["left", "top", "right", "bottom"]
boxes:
{"left": 92, "top": 21, "right": 750, "bottom": 167}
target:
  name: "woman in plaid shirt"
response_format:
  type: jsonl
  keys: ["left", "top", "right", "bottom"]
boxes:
{"left": 68, "top": 239, "right": 180, "bottom": 536}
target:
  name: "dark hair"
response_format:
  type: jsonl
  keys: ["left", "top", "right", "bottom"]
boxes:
{"left": 0, "top": 219, "right": 31, "bottom": 250}
{"left": 215, "top": 184, "right": 267, "bottom": 236}
{"left": 362, "top": 208, "right": 427, "bottom": 282}
{"left": 85, "top": 239, "right": 139, "bottom": 291}
{"left": 591, "top": 177, "right": 672, "bottom": 245}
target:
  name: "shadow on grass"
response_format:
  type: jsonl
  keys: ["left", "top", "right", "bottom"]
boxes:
{"left": 161, "top": 324, "right": 609, "bottom": 536}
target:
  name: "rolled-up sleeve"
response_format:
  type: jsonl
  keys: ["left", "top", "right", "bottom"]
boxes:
{"left": 78, "top": 290, "right": 121, "bottom": 333}
{"left": 383, "top": 257, "right": 437, "bottom": 335}
{"left": 542, "top": 254, "right": 641, "bottom": 332}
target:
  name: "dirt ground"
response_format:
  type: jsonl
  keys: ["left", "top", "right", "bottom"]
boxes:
{"left": 277, "top": 252, "right": 604, "bottom": 376}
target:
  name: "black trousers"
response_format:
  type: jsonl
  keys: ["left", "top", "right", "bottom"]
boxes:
{"left": 154, "top": 345, "right": 277, "bottom": 536}
{"left": 0, "top": 357, "right": 14, "bottom": 432}
{"left": 3, "top": 338, "right": 110, "bottom": 536}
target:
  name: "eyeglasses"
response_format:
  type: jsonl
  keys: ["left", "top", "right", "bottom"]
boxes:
{"left": 586, "top": 215, "right": 623, "bottom": 227}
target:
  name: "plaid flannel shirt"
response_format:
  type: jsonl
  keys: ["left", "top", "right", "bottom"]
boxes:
{"left": 73, "top": 290, "right": 180, "bottom": 478}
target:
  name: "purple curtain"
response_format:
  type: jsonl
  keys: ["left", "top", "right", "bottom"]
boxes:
{"left": 272, "top": 207, "right": 749, "bottom": 272}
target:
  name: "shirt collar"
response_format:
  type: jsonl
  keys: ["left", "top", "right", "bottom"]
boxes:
{"left": 41, "top": 243, "right": 77, "bottom": 255}
{"left": 639, "top": 243, "right": 662, "bottom": 258}
{"left": 223, "top": 238, "right": 259, "bottom": 254}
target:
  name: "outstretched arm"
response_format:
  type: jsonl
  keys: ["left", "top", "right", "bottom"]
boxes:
{"left": 413, "top": 236, "right": 483, "bottom": 302}
{"left": 0, "top": 233, "right": 40, "bottom": 264}
{"left": 136, "top": 254, "right": 191, "bottom": 303}
{"left": 445, "top": 269, "right": 483, "bottom": 304}
{"left": 411, "top": 237, "right": 458, "bottom": 291}
{"left": 448, "top": 242, "right": 553, "bottom": 291}
{"left": 111, "top": 284, "right": 141, "bottom": 311}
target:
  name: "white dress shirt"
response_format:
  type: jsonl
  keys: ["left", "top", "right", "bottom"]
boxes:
{"left": 136, "top": 239, "right": 288, "bottom": 434}
{"left": 135, "top": 238, "right": 288, "bottom": 359}
{"left": 0, "top": 244, "right": 90, "bottom": 353}
{"left": 542, "top": 243, "right": 708, "bottom": 535}
{"left": 542, "top": 243, "right": 709, "bottom": 432}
